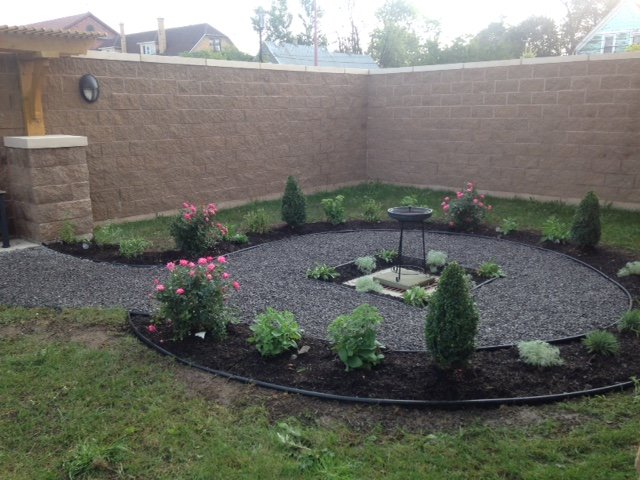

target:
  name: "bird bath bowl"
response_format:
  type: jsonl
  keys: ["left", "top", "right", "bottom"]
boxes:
{"left": 387, "top": 206, "right": 433, "bottom": 223}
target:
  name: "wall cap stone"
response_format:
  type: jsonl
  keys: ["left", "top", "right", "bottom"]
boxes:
{"left": 3, "top": 135, "right": 88, "bottom": 149}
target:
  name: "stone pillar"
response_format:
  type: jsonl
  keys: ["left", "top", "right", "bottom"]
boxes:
{"left": 2, "top": 135, "right": 93, "bottom": 243}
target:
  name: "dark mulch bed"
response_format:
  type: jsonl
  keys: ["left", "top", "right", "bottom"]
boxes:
{"left": 131, "top": 313, "right": 640, "bottom": 402}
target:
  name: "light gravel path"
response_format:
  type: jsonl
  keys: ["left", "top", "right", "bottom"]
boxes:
{"left": 0, "top": 231, "right": 630, "bottom": 349}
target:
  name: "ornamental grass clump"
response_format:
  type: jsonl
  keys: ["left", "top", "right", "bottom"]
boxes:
{"left": 119, "top": 237, "right": 151, "bottom": 259}
{"left": 425, "top": 262, "right": 479, "bottom": 369}
{"left": 243, "top": 208, "right": 271, "bottom": 234}
{"left": 517, "top": 340, "right": 564, "bottom": 367}
{"left": 328, "top": 304, "right": 385, "bottom": 371}
{"left": 441, "top": 181, "right": 492, "bottom": 231}
{"left": 582, "top": 330, "right": 619, "bottom": 356}
{"left": 153, "top": 256, "right": 239, "bottom": 340}
{"left": 619, "top": 309, "right": 640, "bottom": 336}
{"left": 170, "top": 202, "right": 228, "bottom": 257}
{"left": 281, "top": 176, "right": 307, "bottom": 228}
{"left": 249, "top": 308, "right": 302, "bottom": 357}
{"left": 570, "top": 191, "right": 601, "bottom": 248}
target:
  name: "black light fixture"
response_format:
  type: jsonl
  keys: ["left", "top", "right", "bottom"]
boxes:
{"left": 79, "top": 74, "right": 99, "bottom": 103}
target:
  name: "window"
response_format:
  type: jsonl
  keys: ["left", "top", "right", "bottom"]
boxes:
{"left": 210, "top": 38, "right": 222, "bottom": 52}
{"left": 140, "top": 42, "right": 157, "bottom": 55}
{"left": 85, "top": 24, "right": 95, "bottom": 32}
{"left": 602, "top": 35, "right": 615, "bottom": 53}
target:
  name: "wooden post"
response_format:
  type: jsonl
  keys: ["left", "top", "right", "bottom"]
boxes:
{"left": 17, "top": 57, "right": 49, "bottom": 136}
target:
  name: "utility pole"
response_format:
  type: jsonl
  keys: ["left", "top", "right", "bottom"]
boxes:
{"left": 313, "top": 0, "right": 318, "bottom": 66}
{"left": 258, "top": 7, "right": 265, "bottom": 62}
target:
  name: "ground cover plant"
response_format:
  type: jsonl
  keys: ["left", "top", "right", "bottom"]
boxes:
{"left": 306, "top": 263, "right": 339, "bottom": 281}
{"left": 517, "top": 340, "right": 564, "bottom": 367}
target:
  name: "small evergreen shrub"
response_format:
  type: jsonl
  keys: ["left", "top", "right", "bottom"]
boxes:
{"left": 281, "top": 176, "right": 307, "bottom": 228}
{"left": 321, "top": 195, "right": 346, "bottom": 225}
{"left": 403, "top": 286, "right": 431, "bottom": 308}
{"left": 93, "top": 224, "right": 124, "bottom": 246}
{"left": 618, "top": 261, "right": 640, "bottom": 278}
{"left": 582, "top": 330, "right": 619, "bottom": 356}
{"left": 425, "top": 262, "right": 479, "bottom": 369}
{"left": 249, "top": 308, "right": 302, "bottom": 357}
{"left": 377, "top": 249, "right": 398, "bottom": 264}
{"left": 362, "top": 196, "right": 383, "bottom": 222}
{"left": 306, "top": 264, "right": 339, "bottom": 281}
{"left": 59, "top": 221, "right": 77, "bottom": 244}
{"left": 355, "top": 277, "right": 384, "bottom": 293}
{"left": 570, "top": 191, "right": 601, "bottom": 248}
{"left": 328, "top": 304, "right": 385, "bottom": 371}
{"left": 441, "top": 182, "right": 492, "bottom": 231}
{"left": 477, "top": 261, "right": 505, "bottom": 279}
{"left": 496, "top": 217, "right": 518, "bottom": 236}
{"left": 170, "top": 202, "right": 228, "bottom": 257}
{"left": 426, "top": 250, "right": 448, "bottom": 273}
{"left": 618, "top": 309, "right": 640, "bottom": 336}
{"left": 243, "top": 208, "right": 271, "bottom": 234}
{"left": 541, "top": 216, "right": 570, "bottom": 244}
{"left": 355, "top": 256, "right": 377, "bottom": 274}
{"left": 517, "top": 340, "right": 564, "bottom": 367}
{"left": 119, "top": 238, "right": 151, "bottom": 258}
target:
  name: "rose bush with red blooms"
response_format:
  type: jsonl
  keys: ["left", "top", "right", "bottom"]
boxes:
{"left": 441, "top": 182, "right": 492, "bottom": 232}
{"left": 153, "top": 256, "right": 239, "bottom": 340}
{"left": 169, "top": 202, "right": 229, "bottom": 256}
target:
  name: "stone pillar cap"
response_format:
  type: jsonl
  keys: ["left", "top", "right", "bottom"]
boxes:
{"left": 3, "top": 135, "right": 88, "bottom": 149}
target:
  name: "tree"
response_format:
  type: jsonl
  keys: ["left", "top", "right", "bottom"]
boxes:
{"left": 281, "top": 176, "right": 307, "bottom": 228}
{"left": 296, "top": 0, "right": 327, "bottom": 47}
{"left": 560, "top": 0, "right": 618, "bottom": 53}
{"left": 336, "top": 0, "right": 362, "bottom": 54}
{"left": 251, "top": 0, "right": 294, "bottom": 44}
{"left": 180, "top": 47, "right": 255, "bottom": 62}
{"left": 508, "top": 16, "right": 562, "bottom": 57}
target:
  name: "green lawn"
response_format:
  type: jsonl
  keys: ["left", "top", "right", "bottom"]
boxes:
{"left": 103, "top": 182, "right": 640, "bottom": 252}
{"left": 1, "top": 307, "right": 639, "bottom": 479}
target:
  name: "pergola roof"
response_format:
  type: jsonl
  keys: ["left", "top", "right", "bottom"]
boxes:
{"left": 0, "top": 25, "right": 104, "bottom": 56}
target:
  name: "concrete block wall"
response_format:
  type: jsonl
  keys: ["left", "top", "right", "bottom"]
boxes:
{"left": 367, "top": 55, "right": 640, "bottom": 206}
{"left": 43, "top": 54, "right": 369, "bottom": 221}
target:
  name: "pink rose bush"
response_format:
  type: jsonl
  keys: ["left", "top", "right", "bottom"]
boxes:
{"left": 154, "top": 256, "right": 239, "bottom": 340}
{"left": 169, "top": 201, "right": 229, "bottom": 256}
{"left": 441, "top": 181, "right": 492, "bottom": 232}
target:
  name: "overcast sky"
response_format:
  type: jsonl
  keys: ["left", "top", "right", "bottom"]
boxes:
{"left": 4, "top": 0, "right": 568, "bottom": 54}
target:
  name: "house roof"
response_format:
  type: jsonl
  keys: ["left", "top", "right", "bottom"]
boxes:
{"left": 0, "top": 25, "right": 104, "bottom": 56}
{"left": 124, "top": 23, "right": 230, "bottom": 55}
{"left": 574, "top": 0, "right": 640, "bottom": 52}
{"left": 263, "top": 41, "right": 379, "bottom": 69}
{"left": 25, "top": 12, "right": 118, "bottom": 37}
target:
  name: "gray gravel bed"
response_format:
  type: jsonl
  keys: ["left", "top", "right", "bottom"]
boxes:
{"left": 0, "top": 231, "right": 630, "bottom": 350}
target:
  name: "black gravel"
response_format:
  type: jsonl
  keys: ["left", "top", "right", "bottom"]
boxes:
{"left": 0, "top": 231, "right": 630, "bottom": 350}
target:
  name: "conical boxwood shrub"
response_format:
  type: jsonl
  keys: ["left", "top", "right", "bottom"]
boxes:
{"left": 570, "top": 191, "right": 601, "bottom": 248}
{"left": 425, "top": 262, "right": 479, "bottom": 369}
{"left": 281, "top": 176, "right": 307, "bottom": 228}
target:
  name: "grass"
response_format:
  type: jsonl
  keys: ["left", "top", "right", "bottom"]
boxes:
{"left": 1, "top": 308, "right": 639, "bottom": 478}
{"left": 97, "top": 182, "right": 640, "bottom": 253}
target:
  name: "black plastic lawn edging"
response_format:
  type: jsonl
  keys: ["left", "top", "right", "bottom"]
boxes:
{"left": 127, "top": 311, "right": 635, "bottom": 408}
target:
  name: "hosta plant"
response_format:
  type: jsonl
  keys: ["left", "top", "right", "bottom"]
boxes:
{"left": 355, "top": 256, "right": 377, "bottom": 275}
{"left": 328, "top": 304, "right": 385, "bottom": 371}
{"left": 541, "top": 216, "right": 570, "bottom": 244}
{"left": 377, "top": 249, "right": 398, "bottom": 264}
{"left": 496, "top": 217, "right": 518, "bottom": 236}
{"left": 306, "top": 264, "right": 339, "bottom": 281}
{"left": 517, "top": 340, "right": 563, "bottom": 367}
{"left": 477, "top": 261, "right": 505, "bottom": 279}
{"left": 441, "top": 182, "right": 492, "bottom": 231}
{"left": 170, "top": 202, "right": 228, "bottom": 257}
{"left": 154, "top": 256, "right": 239, "bottom": 340}
{"left": 403, "top": 286, "right": 432, "bottom": 308}
{"left": 249, "top": 308, "right": 302, "bottom": 357}
{"left": 582, "top": 330, "right": 619, "bottom": 356}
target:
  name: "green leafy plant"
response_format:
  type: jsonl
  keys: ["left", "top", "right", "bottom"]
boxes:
{"left": 170, "top": 202, "right": 228, "bottom": 256}
{"left": 426, "top": 250, "right": 448, "bottom": 273}
{"left": 306, "top": 264, "right": 339, "bottom": 281}
{"left": 582, "top": 330, "right": 619, "bottom": 356}
{"left": 541, "top": 215, "right": 570, "bottom": 244}
{"left": 321, "top": 195, "right": 346, "bottom": 225}
{"left": 249, "top": 308, "right": 302, "bottom": 357}
{"left": 354, "top": 256, "right": 377, "bottom": 274}
{"left": 496, "top": 217, "right": 518, "bottom": 236}
{"left": 355, "top": 277, "right": 384, "bottom": 293}
{"left": 377, "top": 249, "right": 398, "bottom": 264}
{"left": 362, "top": 196, "right": 383, "bottom": 222}
{"left": 403, "top": 286, "right": 432, "bottom": 308}
{"left": 59, "top": 221, "right": 77, "bottom": 244}
{"left": 119, "top": 237, "right": 151, "bottom": 258}
{"left": 400, "top": 195, "right": 419, "bottom": 207}
{"left": 64, "top": 439, "right": 129, "bottom": 480}
{"left": 517, "top": 340, "right": 564, "bottom": 367}
{"left": 243, "top": 208, "right": 271, "bottom": 234}
{"left": 570, "top": 191, "right": 601, "bottom": 248}
{"left": 441, "top": 182, "right": 492, "bottom": 231}
{"left": 425, "top": 262, "right": 479, "bottom": 369}
{"left": 328, "top": 304, "right": 385, "bottom": 371}
{"left": 477, "top": 261, "right": 505, "bottom": 279}
{"left": 228, "top": 232, "right": 249, "bottom": 244}
{"left": 618, "top": 309, "right": 640, "bottom": 336}
{"left": 154, "top": 256, "right": 239, "bottom": 340}
{"left": 281, "top": 176, "right": 307, "bottom": 228}
{"left": 93, "top": 223, "right": 124, "bottom": 246}
{"left": 618, "top": 261, "right": 640, "bottom": 277}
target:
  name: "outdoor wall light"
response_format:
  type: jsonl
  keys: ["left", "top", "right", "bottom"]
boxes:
{"left": 79, "top": 74, "right": 99, "bottom": 103}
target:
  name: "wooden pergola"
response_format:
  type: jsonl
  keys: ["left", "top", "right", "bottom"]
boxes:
{"left": 0, "top": 25, "right": 103, "bottom": 135}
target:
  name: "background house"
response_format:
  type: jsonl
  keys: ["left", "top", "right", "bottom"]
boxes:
{"left": 25, "top": 12, "right": 119, "bottom": 50}
{"left": 262, "top": 41, "right": 379, "bottom": 69}
{"left": 575, "top": 0, "right": 640, "bottom": 54}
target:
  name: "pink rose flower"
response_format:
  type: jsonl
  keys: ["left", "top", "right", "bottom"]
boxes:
{"left": 206, "top": 274, "right": 213, "bottom": 281}
{"left": 206, "top": 256, "right": 214, "bottom": 262}
{"left": 179, "top": 259, "right": 189, "bottom": 267}
{"left": 188, "top": 262, "right": 195, "bottom": 269}
{"left": 183, "top": 213, "right": 192, "bottom": 221}
{"left": 443, "top": 204, "right": 450, "bottom": 213}
{"left": 480, "top": 194, "right": 485, "bottom": 199}
{"left": 233, "top": 281, "right": 240, "bottom": 291}
{"left": 182, "top": 202, "right": 190, "bottom": 209}
{"left": 166, "top": 262, "right": 176, "bottom": 272}
{"left": 176, "top": 288, "right": 185, "bottom": 295}
{"left": 478, "top": 202, "right": 484, "bottom": 207}
{"left": 444, "top": 196, "right": 450, "bottom": 203}
{"left": 207, "top": 263, "right": 216, "bottom": 272}
{"left": 222, "top": 272, "right": 230, "bottom": 279}
{"left": 473, "top": 198, "right": 479, "bottom": 205}
{"left": 217, "top": 256, "right": 227, "bottom": 264}
{"left": 456, "top": 192, "right": 464, "bottom": 200}
{"left": 147, "top": 324, "right": 158, "bottom": 334}
{"left": 156, "top": 284, "right": 165, "bottom": 292}
{"left": 197, "top": 258, "right": 208, "bottom": 266}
